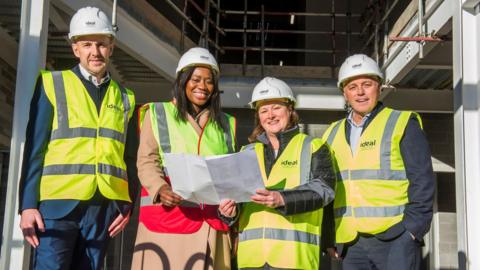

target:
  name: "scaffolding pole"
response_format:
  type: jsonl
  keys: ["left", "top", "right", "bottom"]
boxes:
{"left": 223, "top": 28, "right": 361, "bottom": 35}
{"left": 418, "top": 0, "right": 425, "bottom": 58}
{"left": 180, "top": 0, "right": 187, "bottom": 53}
{"left": 223, "top": 10, "right": 361, "bottom": 17}
{"left": 187, "top": 0, "right": 225, "bottom": 36}
{"left": 361, "top": 0, "right": 402, "bottom": 52}
{"left": 201, "top": 0, "right": 211, "bottom": 48}
{"left": 347, "top": 0, "right": 352, "bottom": 55}
{"left": 224, "top": 47, "right": 339, "bottom": 53}
{"left": 261, "top": 5, "right": 265, "bottom": 77}
{"left": 215, "top": 0, "right": 221, "bottom": 58}
{"left": 331, "top": 0, "right": 336, "bottom": 76}
{"left": 165, "top": 0, "right": 224, "bottom": 53}
{"left": 383, "top": 0, "right": 390, "bottom": 64}
{"left": 242, "top": 0, "right": 247, "bottom": 76}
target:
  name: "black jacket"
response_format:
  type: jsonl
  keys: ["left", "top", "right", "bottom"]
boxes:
{"left": 219, "top": 126, "right": 336, "bottom": 227}
{"left": 256, "top": 126, "right": 336, "bottom": 215}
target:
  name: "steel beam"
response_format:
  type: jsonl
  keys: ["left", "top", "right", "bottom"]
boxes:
{"left": 219, "top": 77, "right": 343, "bottom": 110}
{"left": 219, "top": 77, "right": 453, "bottom": 112}
{"left": 382, "top": 88, "right": 453, "bottom": 113}
{"left": 0, "top": 1, "right": 50, "bottom": 270}
{"left": 383, "top": 0, "right": 452, "bottom": 84}
{"left": 462, "top": 0, "right": 480, "bottom": 12}
{"left": 223, "top": 10, "right": 361, "bottom": 17}
{"left": 453, "top": 1, "right": 480, "bottom": 269}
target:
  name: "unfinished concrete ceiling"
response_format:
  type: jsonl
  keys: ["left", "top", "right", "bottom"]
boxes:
{"left": 0, "top": 0, "right": 454, "bottom": 109}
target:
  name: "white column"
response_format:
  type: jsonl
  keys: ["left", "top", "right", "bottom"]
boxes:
{"left": 0, "top": 0, "right": 50, "bottom": 269}
{"left": 453, "top": 1, "right": 480, "bottom": 269}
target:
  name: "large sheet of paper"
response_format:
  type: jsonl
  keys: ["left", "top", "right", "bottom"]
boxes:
{"left": 163, "top": 150, "right": 265, "bottom": 204}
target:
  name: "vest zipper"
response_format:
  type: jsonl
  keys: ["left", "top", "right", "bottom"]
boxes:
{"left": 197, "top": 120, "right": 208, "bottom": 210}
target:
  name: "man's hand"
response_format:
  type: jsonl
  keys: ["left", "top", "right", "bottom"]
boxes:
{"left": 326, "top": 247, "right": 340, "bottom": 260}
{"left": 219, "top": 199, "right": 237, "bottom": 217}
{"left": 158, "top": 184, "right": 183, "bottom": 207}
{"left": 20, "top": 209, "right": 45, "bottom": 248}
{"left": 108, "top": 210, "right": 131, "bottom": 237}
{"left": 251, "top": 189, "right": 285, "bottom": 208}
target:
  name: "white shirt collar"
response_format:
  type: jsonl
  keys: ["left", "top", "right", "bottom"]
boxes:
{"left": 78, "top": 64, "right": 110, "bottom": 87}
{"left": 347, "top": 111, "right": 370, "bottom": 128}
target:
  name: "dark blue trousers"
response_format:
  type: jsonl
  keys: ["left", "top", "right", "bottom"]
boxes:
{"left": 341, "top": 230, "right": 422, "bottom": 270}
{"left": 33, "top": 195, "right": 118, "bottom": 270}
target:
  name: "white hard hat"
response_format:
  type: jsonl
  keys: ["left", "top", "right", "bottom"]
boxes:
{"left": 249, "top": 77, "right": 296, "bottom": 108}
{"left": 337, "top": 54, "right": 384, "bottom": 90}
{"left": 176, "top": 47, "right": 219, "bottom": 75}
{"left": 68, "top": 7, "right": 115, "bottom": 40}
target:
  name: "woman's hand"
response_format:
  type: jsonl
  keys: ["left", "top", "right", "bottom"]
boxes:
{"left": 219, "top": 199, "right": 237, "bottom": 217}
{"left": 158, "top": 184, "right": 183, "bottom": 207}
{"left": 251, "top": 189, "right": 285, "bottom": 208}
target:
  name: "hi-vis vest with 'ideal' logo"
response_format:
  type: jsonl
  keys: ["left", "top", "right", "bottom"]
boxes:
{"left": 322, "top": 107, "right": 422, "bottom": 244}
{"left": 39, "top": 70, "right": 135, "bottom": 202}
{"left": 138, "top": 102, "right": 236, "bottom": 233}
{"left": 238, "top": 133, "right": 325, "bottom": 270}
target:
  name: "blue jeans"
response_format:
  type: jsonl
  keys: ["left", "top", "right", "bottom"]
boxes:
{"left": 33, "top": 195, "right": 118, "bottom": 270}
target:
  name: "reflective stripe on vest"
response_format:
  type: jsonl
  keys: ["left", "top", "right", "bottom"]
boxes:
{"left": 39, "top": 70, "right": 134, "bottom": 201}
{"left": 149, "top": 102, "right": 235, "bottom": 161}
{"left": 238, "top": 133, "right": 323, "bottom": 270}
{"left": 323, "top": 107, "right": 417, "bottom": 243}
{"left": 243, "top": 135, "right": 312, "bottom": 185}
{"left": 50, "top": 71, "right": 131, "bottom": 143}
{"left": 327, "top": 110, "right": 405, "bottom": 181}
{"left": 334, "top": 205, "right": 405, "bottom": 218}
{"left": 239, "top": 227, "right": 320, "bottom": 246}
{"left": 42, "top": 163, "right": 127, "bottom": 180}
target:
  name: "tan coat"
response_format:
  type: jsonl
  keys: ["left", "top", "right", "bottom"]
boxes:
{"left": 131, "top": 109, "right": 232, "bottom": 270}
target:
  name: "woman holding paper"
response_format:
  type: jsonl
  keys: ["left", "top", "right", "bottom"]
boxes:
{"left": 131, "top": 47, "right": 236, "bottom": 270}
{"left": 219, "top": 77, "right": 336, "bottom": 269}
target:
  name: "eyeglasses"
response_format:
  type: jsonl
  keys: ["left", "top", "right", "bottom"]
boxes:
{"left": 344, "top": 80, "right": 378, "bottom": 92}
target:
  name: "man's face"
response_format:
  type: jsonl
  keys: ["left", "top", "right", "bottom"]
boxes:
{"left": 343, "top": 76, "right": 381, "bottom": 117}
{"left": 71, "top": 35, "right": 114, "bottom": 77}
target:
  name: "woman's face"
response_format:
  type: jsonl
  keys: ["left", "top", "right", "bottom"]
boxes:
{"left": 185, "top": 67, "right": 215, "bottom": 113}
{"left": 257, "top": 100, "right": 292, "bottom": 136}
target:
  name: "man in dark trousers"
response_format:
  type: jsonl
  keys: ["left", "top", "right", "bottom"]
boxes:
{"left": 323, "top": 54, "right": 434, "bottom": 270}
{"left": 18, "top": 6, "right": 137, "bottom": 270}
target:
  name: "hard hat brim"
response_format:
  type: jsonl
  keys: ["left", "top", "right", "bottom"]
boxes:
{"left": 338, "top": 74, "right": 383, "bottom": 90}
{"left": 175, "top": 63, "right": 219, "bottom": 76}
{"left": 249, "top": 98, "right": 295, "bottom": 109}
{"left": 69, "top": 31, "right": 116, "bottom": 41}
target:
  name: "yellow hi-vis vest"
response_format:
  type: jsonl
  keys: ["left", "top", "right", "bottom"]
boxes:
{"left": 39, "top": 70, "right": 135, "bottom": 202}
{"left": 238, "top": 133, "right": 325, "bottom": 270}
{"left": 322, "top": 107, "right": 422, "bottom": 244}
{"left": 140, "top": 101, "right": 236, "bottom": 160}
